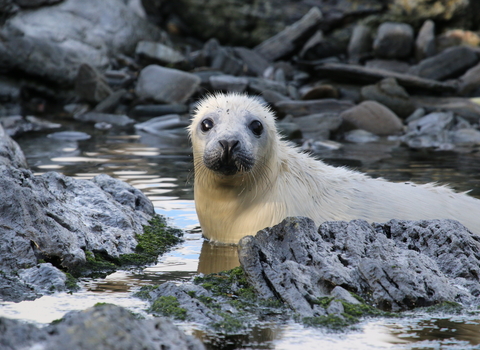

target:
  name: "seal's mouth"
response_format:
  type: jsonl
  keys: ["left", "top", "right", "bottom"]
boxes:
{"left": 203, "top": 140, "right": 254, "bottom": 176}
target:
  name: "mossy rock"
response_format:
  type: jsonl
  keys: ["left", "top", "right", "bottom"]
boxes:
{"left": 150, "top": 296, "right": 187, "bottom": 320}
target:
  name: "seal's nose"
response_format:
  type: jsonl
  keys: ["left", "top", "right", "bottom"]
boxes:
{"left": 219, "top": 139, "right": 239, "bottom": 163}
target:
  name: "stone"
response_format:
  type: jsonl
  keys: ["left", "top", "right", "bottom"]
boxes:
{"left": 233, "top": 47, "right": 269, "bottom": 76}
{"left": 294, "top": 113, "right": 342, "bottom": 140}
{"left": 408, "top": 46, "right": 479, "bottom": 81}
{"left": 94, "top": 89, "right": 126, "bottom": 113}
{"left": 0, "top": 115, "right": 61, "bottom": 137}
{"left": 254, "top": 7, "right": 323, "bottom": 61}
{"left": 248, "top": 77, "right": 288, "bottom": 96}
{"left": 330, "top": 286, "right": 361, "bottom": 305}
{"left": 373, "top": 22, "right": 414, "bottom": 59}
{"left": 360, "top": 77, "right": 415, "bottom": 118}
{"left": 18, "top": 263, "right": 67, "bottom": 294}
{"left": 74, "top": 112, "right": 134, "bottom": 126}
{"left": 415, "top": 20, "right": 436, "bottom": 62}
{"left": 344, "top": 129, "right": 380, "bottom": 143}
{"left": 364, "top": 59, "right": 410, "bottom": 74}
{"left": 348, "top": 24, "right": 372, "bottom": 63}
{"left": 340, "top": 101, "right": 404, "bottom": 136}
{"left": 276, "top": 122, "right": 302, "bottom": 140}
{"left": 0, "top": 0, "right": 164, "bottom": 85}
{"left": 0, "top": 304, "right": 205, "bottom": 350}
{"left": 412, "top": 96, "right": 480, "bottom": 124}
{"left": 130, "top": 104, "right": 189, "bottom": 117}
{"left": 299, "top": 30, "right": 346, "bottom": 61}
{"left": 452, "top": 128, "right": 480, "bottom": 145}
{"left": 209, "top": 74, "right": 249, "bottom": 93}
{"left": 134, "top": 114, "right": 189, "bottom": 137}
{"left": 210, "top": 47, "right": 245, "bottom": 76}
{"left": 275, "top": 99, "right": 354, "bottom": 118}
{"left": 400, "top": 111, "right": 455, "bottom": 149}
{"left": 135, "top": 65, "right": 201, "bottom": 104}
{"left": 238, "top": 217, "right": 480, "bottom": 313}
{"left": 314, "top": 62, "right": 457, "bottom": 93}
{"left": 300, "top": 84, "right": 339, "bottom": 100}
{"left": 0, "top": 123, "right": 27, "bottom": 168}
{"left": 458, "top": 63, "right": 480, "bottom": 96}
{"left": 74, "top": 64, "right": 113, "bottom": 103}
{"left": 436, "top": 29, "right": 480, "bottom": 52}
{"left": 135, "top": 41, "right": 185, "bottom": 65}
{"left": 14, "top": 0, "right": 62, "bottom": 7}
{"left": 261, "top": 90, "right": 291, "bottom": 105}
{"left": 47, "top": 131, "right": 91, "bottom": 141}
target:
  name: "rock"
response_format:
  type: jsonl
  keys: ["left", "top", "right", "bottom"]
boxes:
{"left": 261, "top": 90, "right": 291, "bottom": 105}
{"left": 0, "top": 304, "right": 205, "bottom": 350}
{"left": 275, "top": 99, "right": 354, "bottom": 118}
{"left": 330, "top": 286, "right": 361, "bottom": 305}
{"left": 326, "top": 300, "right": 344, "bottom": 315}
{"left": 373, "top": 22, "right": 414, "bottom": 59}
{"left": 248, "top": 77, "right": 288, "bottom": 96}
{"left": 238, "top": 217, "right": 480, "bottom": 313}
{"left": 136, "top": 41, "right": 185, "bottom": 65}
{"left": 344, "top": 129, "right": 380, "bottom": 143}
{"left": 408, "top": 46, "right": 479, "bottom": 81}
{"left": 277, "top": 122, "right": 302, "bottom": 140}
{"left": 0, "top": 115, "right": 61, "bottom": 137}
{"left": 18, "top": 263, "right": 67, "bottom": 294}
{"left": 314, "top": 62, "right": 457, "bottom": 93}
{"left": 47, "top": 131, "right": 91, "bottom": 141}
{"left": 209, "top": 75, "right": 249, "bottom": 93}
{"left": 415, "top": 20, "right": 436, "bottom": 62}
{"left": 364, "top": 59, "right": 410, "bottom": 74}
{"left": 233, "top": 47, "right": 269, "bottom": 76}
{"left": 0, "top": 124, "right": 28, "bottom": 168}
{"left": 400, "top": 111, "right": 455, "bottom": 149}
{"left": 340, "top": 101, "right": 404, "bottom": 136}
{"left": 0, "top": 0, "right": 164, "bottom": 85}
{"left": 74, "top": 64, "right": 113, "bottom": 103}
{"left": 94, "top": 89, "right": 126, "bottom": 113}
{"left": 348, "top": 24, "right": 372, "bottom": 63}
{"left": 294, "top": 113, "right": 342, "bottom": 140}
{"left": 74, "top": 112, "right": 134, "bottom": 126}
{"left": 134, "top": 114, "right": 189, "bottom": 138}
{"left": 412, "top": 96, "right": 480, "bottom": 124}
{"left": 360, "top": 78, "right": 415, "bottom": 118}
{"left": 210, "top": 47, "right": 245, "bottom": 76}
{"left": 436, "top": 29, "right": 480, "bottom": 52}
{"left": 14, "top": 0, "right": 63, "bottom": 7}
{"left": 130, "top": 104, "right": 189, "bottom": 117}
{"left": 452, "top": 128, "right": 480, "bottom": 145}
{"left": 0, "top": 77, "right": 21, "bottom": 103}
{"left": 458, "top": 63, "right": 480, "bottom": 96}
{"left": 300, "top": 84, "right": 339, "bottom": 100}
{"left": 254, "top": 7, "right": 323, "bottom": 61}
{"left": 407, "top": 111, "right": 454, "bottom": 135}
{"left": 135, "top": 65, "right": 201, "bottom": 104}
{"left": 299, "top": 29, "right": 347, "bottom": 61}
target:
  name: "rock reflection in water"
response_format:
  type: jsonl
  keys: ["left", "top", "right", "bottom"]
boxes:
{"left": 197, "top": 241, "right": 240, "bottom": 275}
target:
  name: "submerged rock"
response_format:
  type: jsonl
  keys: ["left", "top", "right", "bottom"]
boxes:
{"left": 238, "top": 217, "right": 480, "bottom": 313}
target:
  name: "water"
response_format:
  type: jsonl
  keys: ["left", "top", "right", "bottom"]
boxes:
{"left": 2, "top": 119, "right": 480, "bottom": 349}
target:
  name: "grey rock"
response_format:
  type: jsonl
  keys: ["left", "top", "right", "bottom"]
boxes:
{"left": 412, "top": 96, "right": 480, "bottom": 124}
{"left": 0, "top": 115, "right": 61, "bottom": 137}
{"left": 294, "top": 113, "right": 342, "bottom": 140}
{"left": 299, "top": 84, "right": 339, "bottom": 100}
{"left": 0, "top": 123, "right": 28, "bottom": 168}
{"left": 233, "top": 47, "right": 270, "bottom": 76}
{"left": 0, "top": 0, "right": 164, "bottom": 84}
{"left": 94, "top": 89, "right": 126, "bottom": 113}
{"left": 136, "top": 41, "right": 185, "bottom": 65}
{"left": 47, "top": 131, "right": 91, "bottom": 141}
{"left": 0, "top": 273, "right": 39, "bottom": 302}
{"left": 330, "top": 286, "right": 361, "bottom": 305}
{"left": 348, "top": 24, "right": 372, "bottom": 63}
{"left": 276, "top": 121, "right": 302, "bottom": 140}
{"left": 458, "top": 63, "right": 480, "bottom": 96}
{"left": 254, "top": 7, "right": 323, "bottom": 61}
{"left": 248, "top": 77, "right": 288, "bottom": 96}
{"left": 0, "top": 77, "right": 21, "bottom": 102}
{"left": 130, "top": 104, "right": 189, "bottom": 117}
{"left": 135, "top": 65, "right": 201, "bottom": 104}
{"left": 74, "top": 63, "right": 113, "bottom": 103}
{"left": 344, "top": 129, "right": 380, "bottom": 143}
{"left": 400, "top": 112, "right": 455, "bottom": 150}
{"left": 134, "top": 114, "right": 189, "bottom": 138}
{"left": 211, "top": 47, "right": 245, "bottom": 76}
{"left": 452, "top": 128, "right": 480, "bottom": 145}
{"left": 373, "top": 22, "right": 414, "bottom": 59}
{"left": 275, "top": 99, "right": 354, "bottom": 118}
{"left": 408, "top": 46, "right": 479, "bottom": 81}
{"left": 407, "top": 111, "right": 454, "bottom": 135}
{"left": 327, "top": 300, "right": 344, "bottom": 315}
{"left": 0, "top": 304, "right": 205, "bottom": 350}
{"left": 405, "top": 107, "right": 426, "bottom": 123}
{"left": 299, "top": 29, "right": 346, "bottom": 61}
{"left": 360, "top": 77, "right": 415, "bottom": 118}
{"left": 18, "top": 263, "right": 67, "bottom": 294}
{"left": 14, "top": 0, "right": 63, "bottom": 7}
{"left": 415, "top": 20, "right": 436, "bottom": 62}
{"left": 209, "top": 74, "right": 249, "bottom": 93}
{"left": 340, "top": 101, "right": 404, "bottom": 136}
{"left": 364, "top": 59, "right": 410, "bottom": 74}
{"left": 74, "top": 112, "right": 134, "bottom": 126}
{"left": 239, "top": 217, "right": 480, "bottom": 314}
{"left": 261, "top": 90, "right": 291, "bottom": 105}
{"left": 314, "top": 62, "right": 457, "bottom": 93}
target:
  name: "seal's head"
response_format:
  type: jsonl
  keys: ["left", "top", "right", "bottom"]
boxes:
{"left": 189, "top": 93, "right": 278, "bottom": 182}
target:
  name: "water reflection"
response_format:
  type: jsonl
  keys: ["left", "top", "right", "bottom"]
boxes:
{"left": 197, "top": 241, "right": 240, "bottom": 275}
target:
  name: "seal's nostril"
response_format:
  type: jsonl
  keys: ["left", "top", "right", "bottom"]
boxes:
{"left": 219, "top": 140, "right": 240, "bottom": 162}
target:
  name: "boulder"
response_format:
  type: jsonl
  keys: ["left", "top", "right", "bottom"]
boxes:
{"left": 340, "top": 100, "right": 404, "bottom": 136}
{"left": 373, "top": 22, "right": 414, "bottom": 59}
{"left": 414, "top": 19, "right": 436, "bottom": 62}
{"left": 135, "top": 65, "right": 201, "bottom": 104}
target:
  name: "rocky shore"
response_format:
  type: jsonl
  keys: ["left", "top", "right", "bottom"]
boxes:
{"left": 1, "top": 0, "right": 480, "bottom": 348}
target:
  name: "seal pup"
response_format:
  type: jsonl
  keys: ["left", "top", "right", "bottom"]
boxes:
{"left": 189, "top": 93, "right": 480, "bottom": 244}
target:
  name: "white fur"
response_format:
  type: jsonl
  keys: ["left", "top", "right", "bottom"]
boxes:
{"left": 190, "top": 93, "right": 480, "bottom": 244}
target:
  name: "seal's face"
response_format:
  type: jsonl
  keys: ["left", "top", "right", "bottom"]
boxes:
{"left": 189, "top": 94, "right": 275, "bottom": 180}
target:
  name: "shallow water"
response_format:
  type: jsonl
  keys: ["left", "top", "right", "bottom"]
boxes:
{"left": 2, "top": 119, "right": 480, "bottom": 349}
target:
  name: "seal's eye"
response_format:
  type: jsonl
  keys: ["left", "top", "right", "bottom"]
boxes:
{"left": 249, "top": 120, "right": 263, "bottom": 136}
{"left": 201, "top": 118, "right": 214, "bottom": 132}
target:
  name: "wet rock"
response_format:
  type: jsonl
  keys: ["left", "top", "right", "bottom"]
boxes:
{"left": 18, "top": 263, "right": 67, "bottom": 294}
{"left": 233, "top": 47, "right": 269, "bottom": 77}
{"left": 348, "top": 24, "right": 372, "bottom": 63}
{"left": 248, "top": 77, "right": 288, "bottom": 96}
{"left": 415, "top": 20, "right": 436, "bottom": 62}
{"left": 452, "top": 128, "right": 480, "bottom": 146}
{"left": 0, "top": 77, "right": 21, "bottom": 103}
{"left": 400, "top": 111, "right": 455, "bottom": 149}
{"left": 300, "top": 84, "right": 339, "bottom": 100}
{"left": 275, "top": 99, "right": 354, "bottom": 118}
{"left": 0, "top": 0, "right": 164, "bottom": 85}
{"left": 314, "top": 62, "right": 457, "bottom": 93}
{"left": 135, "top": 65, "right": 201, "bottom": 104}
{"left": 94, "top": 89, "right": 126, "bottom": 113}
{"left": 254, "top": 7, "right": 323, "bottom": 61}
{"left": 408, "top": 46, "right": 479, "bottom": 81}
{"left": 331, "top": 286, "right": 361, "bottom": 305}
{"left": 134, "top": 114, "right": 189, "bottom": 138}
{"left": 74, "top": 64, "right": 113, "bottom": 104}
{"left": 344, "top": 129, "right": 380, "bottom": 143}
{"left": 436, "top": 29, "right": 480, "bottom": 52}
{"left": 360, "top": 78, "right": 415, "bottom": 118}
{"left": 0, "top": 115, "right": 61, "bottom": 137}
{"left": 130, "top": 104, "right": 189, "bottom": 117}
{"left": 0, "top": 124, "right": 27, "bottom": 168}
{"left": 458, "top": 63, "right": 480, "bottom": 96}
{"left": 211, "top": 47, "right": 245, "bottom": 76}
{"left": 373, "top": 22, "right": 414, "bottom": 59}
{"left": 210, "top": 75, "right": 249, "bottom": 93}
{"left": 0, "top": 304, "right": 205, "bottom": 350}
{"left": 261, "top": 90, "right": 291, "bottom": 105}
{"left": 364, "top": 59, "right": 410, "bottom": 74}
{"left": 294, "top": 113, "right": 342, "bottom": 140}
{"left": 340, "top": 101, "right": 404, "bottom": 136}
{"left": 47, "top": 131, "right": 91, "bottom": 141}
{"left": 299, "top": 29, "right": 347, "bottom": 61}
{"left": 136, "top": 41, "right": 185, "bottom": 65}
{"left": 74, "top": 111, "right": 134, "bottom": 126}
{"left": 412, "top": 96, "right": 480, "bottom": 124}
{"left": 239, "top": 217, "right": 480, "bottom": 313}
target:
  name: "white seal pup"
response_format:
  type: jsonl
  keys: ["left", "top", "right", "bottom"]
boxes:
{"left": 189, "top": 93, "right": 480, "bottom": 244}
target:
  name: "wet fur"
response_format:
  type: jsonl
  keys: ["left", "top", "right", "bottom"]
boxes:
{"left": 189, "top": 93, "right": 480, "bottom": 244}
